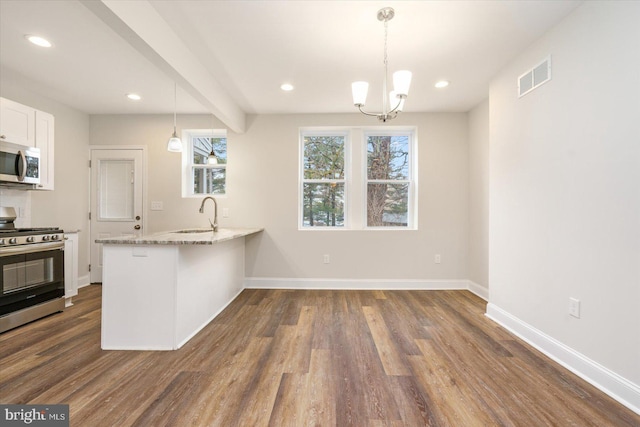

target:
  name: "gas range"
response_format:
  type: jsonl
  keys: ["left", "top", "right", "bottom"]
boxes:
{"left": 0, "top": 206, "right": 64, "bottom": 248}
{"left": 0, "top": 206, "right": 66, "bottom": 333}
{"left": 0, "top": 227, "right": 64, "bottom": 247}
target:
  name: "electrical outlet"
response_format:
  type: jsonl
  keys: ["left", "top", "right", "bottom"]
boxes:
{"left": 569, "top": 297, "right": 581, "bottom": 318}
{"left": 150, "top": 201, "right": 163, "bottom": 211}
{"left": 435, "top": 254, "right": 441, "bottom": 264}
{"left": 222, "top": 208, "right": 229, "bottom": 218}
{"left": 323, "top": 254, "right": 330, "bottom": 264}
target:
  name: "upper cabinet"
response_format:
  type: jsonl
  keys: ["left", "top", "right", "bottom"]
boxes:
{"left": 0, "top": 97, "right": 35, "bottom": 146}
{"left": 0, "top": 97, "right": 55, "bottom": 190}
{"left": 35, "top": 111, "right": 54, "bottom": 190}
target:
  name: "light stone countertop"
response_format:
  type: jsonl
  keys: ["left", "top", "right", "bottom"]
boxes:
{"left": 95, "top": 227, "right": 263, "bottom": 245}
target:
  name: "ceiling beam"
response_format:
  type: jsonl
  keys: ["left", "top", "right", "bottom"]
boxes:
{"left": 81, "top": 0, "right": 246, "bottom": 133}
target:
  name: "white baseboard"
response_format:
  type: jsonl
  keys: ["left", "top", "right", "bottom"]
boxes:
{"left": 467, "top": 280, "right": 489, "bottom": 301}
{"left": 175, "top": 287, "right": 245, "bottom": 350}
{"left": 78, "top": 275, "right": 91, "bottom": 289}
{"left": 244, "top": 278, "right": 490, "bottom": 300}
{"left": 486, "top": 303, "right": 640, "bottom": 415}
{"left": 244, "top": 277, "right": 470, "bottom": 291}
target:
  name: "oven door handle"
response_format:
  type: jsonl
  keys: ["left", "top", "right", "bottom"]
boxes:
{"left": 0, "top": 241, "right": 64, "bottom": 257}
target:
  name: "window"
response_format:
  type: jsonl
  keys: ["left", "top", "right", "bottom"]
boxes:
{"left": 182, "top": 130, "right": 227, "bottom": 197}
{"left": 366, "top": 133, "right": 411, "bottom": 227}
{"left": 300, "top": 133, "right": 346, "bottom": 227}
{"left": 299, "top": 127, "right": 416, "bottom": 229}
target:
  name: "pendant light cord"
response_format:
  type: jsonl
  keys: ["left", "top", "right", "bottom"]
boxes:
{"left": 382, "top": 17, "right": 389, "bottom": 115}
{"left": 173, "top": 82, "right": 177, "bottom": 133}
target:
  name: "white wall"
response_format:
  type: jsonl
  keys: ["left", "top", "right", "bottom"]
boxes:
{"left": 1, "top": 67, "right": 91, "bottom": 285}
{"left": 89, "top": 114, "right": 222, "bottom": 234}
{"left": 468, "top": 99, "right": 490, "bottom": 291}
{"left": 90, "top": 112, "right": 470, "bottom": 282}
{"left": 0, "top": 188, "right": 31, "bottom": 229}
{"left": 488, "top": 0, "right": 640, "bottom": 400}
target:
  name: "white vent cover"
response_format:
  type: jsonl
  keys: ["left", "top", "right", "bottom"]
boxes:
{"left": 518, "top": 56, "right": 551, "bottom": 98}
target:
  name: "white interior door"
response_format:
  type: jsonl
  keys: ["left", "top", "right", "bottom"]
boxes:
{"left": 90, "top": 148, "right": 144, "bottom": 283}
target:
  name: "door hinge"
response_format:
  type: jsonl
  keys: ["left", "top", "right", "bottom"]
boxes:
{"left": 89, "top": 212, "right": 91, "bottom": 220}
{"left": 89, "top": 160, "right": 92, "bottom": 167}
{"left": 88, "top": 264, "right": 91, "bottom": 272}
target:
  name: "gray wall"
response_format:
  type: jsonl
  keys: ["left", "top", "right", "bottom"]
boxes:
{"left": 468, "top": 99, "right": 490, "bottom": 291}
{"left": 489, "top": 1, "right": 640, "bottom": 386}
{"left": 90, "top": 112, "right": 471, "bottom": 281}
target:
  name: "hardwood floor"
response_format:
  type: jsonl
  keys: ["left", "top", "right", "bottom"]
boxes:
{"left": 1, "top": 285, "right": 638, "bottom": 426}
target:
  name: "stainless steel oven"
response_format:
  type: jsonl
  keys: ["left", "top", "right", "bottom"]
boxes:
{"left": 0, "top": 208, "right": 64, "bottom": 333}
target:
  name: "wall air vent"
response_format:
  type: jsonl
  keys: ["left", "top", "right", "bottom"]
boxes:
{"left": 518, "top": 56, "right": 551, "bottom": 98}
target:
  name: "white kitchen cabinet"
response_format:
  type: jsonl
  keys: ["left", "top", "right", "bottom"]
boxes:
{"left": 98, "top": 228, "right": 263, "bottom": 350}
{"left": 64, "top": 232, "right": 79, "bottom": 307}
{"left": 35, "top": 110, "right": 55, "bottom": 190}
{"left": 0, "top": 97, "right": 55, "bottom": 190}
{"left": 0, "top": 97, "right": 35, "bottom": 146}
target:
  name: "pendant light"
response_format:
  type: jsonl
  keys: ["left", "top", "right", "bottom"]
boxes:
{"left": 167, "top": 82, "right": 183, "bottom": 152}
{"left": 207, "top": 115, "right": 218, "bottom": 164}
{"left": 207, "top": 141, "right": 218, "bottom": 165}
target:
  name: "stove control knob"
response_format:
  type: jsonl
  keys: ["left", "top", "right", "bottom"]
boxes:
{"left": 26, "top": 236, "right": 35, "bottom": 243}
{"left": 42, "top": 235, "right": 50, "bottom": 241}
{"left": 9, "top": 238, "right": 17, "bottom": 244}
{"left": 0, "top": 239, "right": 5, "bottom": 245}
{"left": 52, "top": 234, "right": 59, "bottom": 241}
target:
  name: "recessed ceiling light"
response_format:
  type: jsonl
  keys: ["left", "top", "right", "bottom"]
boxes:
{"left": 126, "top": 93, "right": 142, "bottom": 101}
{"left": 435, "top": 80, "right": 450, "bottom": 89}
{"left": 25, "top": 35, "right": 52, "bottom": 48}
{"left": 280, "top": 83, "right": 294, "bottom": 91}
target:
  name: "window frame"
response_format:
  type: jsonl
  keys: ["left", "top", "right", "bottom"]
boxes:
{"left": 181, "top": 129, "right": 228, "bottom": 198}
{"left": 298, "top": 126, "right": 417, "bottom": 231}
{"left": 299, "top": 129, "right": 350, "bottom": 229}
{"left": 363, "top": 129, "right": 416, "bottom": 229}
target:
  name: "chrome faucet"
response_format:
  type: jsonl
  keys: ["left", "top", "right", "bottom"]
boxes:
{"left": 199, "top": 196, "right": 218, "bottom": 232}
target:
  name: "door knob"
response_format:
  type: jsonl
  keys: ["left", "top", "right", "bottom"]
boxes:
{"left": 134, "top": 225, "right": 141, "bottom": 230}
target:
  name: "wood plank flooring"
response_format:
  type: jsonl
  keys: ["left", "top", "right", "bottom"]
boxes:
{"left": 1, "top": 285, "right": 638, "bottom": 426}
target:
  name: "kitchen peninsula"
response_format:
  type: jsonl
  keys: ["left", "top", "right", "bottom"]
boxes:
{"left": 96, "top": 228, "right": 263, "bottom": 350}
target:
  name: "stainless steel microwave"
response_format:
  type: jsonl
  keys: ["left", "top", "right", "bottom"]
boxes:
{"left": 0, "top": 140, "right": 40, "bottom": 185}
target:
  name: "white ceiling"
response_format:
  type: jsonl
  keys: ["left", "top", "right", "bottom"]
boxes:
{"left": 0, "top": 0, "right": 582, "bottom": 126}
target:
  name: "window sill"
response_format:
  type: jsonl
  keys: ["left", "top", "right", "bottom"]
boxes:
{"left": 182, "top": 194, "right": 228, "bottom": 199}
{"left": 298, "top": 227, "right": 418, "bottom": 232}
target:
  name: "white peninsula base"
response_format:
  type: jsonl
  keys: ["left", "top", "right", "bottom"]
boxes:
{"left": 99, "top": 229, "right": 261, "bottom": 350}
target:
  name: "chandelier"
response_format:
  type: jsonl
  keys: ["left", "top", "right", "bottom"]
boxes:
{"left": 351, "top": 7, "right": 412, "bottom": 122}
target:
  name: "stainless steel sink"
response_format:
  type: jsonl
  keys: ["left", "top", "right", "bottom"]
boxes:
{"left": 174, "top": 229, "right": 212, "bottom": 234}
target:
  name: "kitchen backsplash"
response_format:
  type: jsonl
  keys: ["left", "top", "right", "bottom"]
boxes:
{"left": 0, "top": 188, "right": 31, "bottom": 227}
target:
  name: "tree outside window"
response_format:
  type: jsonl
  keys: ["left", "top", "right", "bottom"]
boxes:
{"left": 299, "top": 127, "right": 415, "bottom": 230}
{"left": 301, "top": 134, "right": 345, "bottom": 227}
{"left": 366, "top": 134, "right": 410, "bottom": 227}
